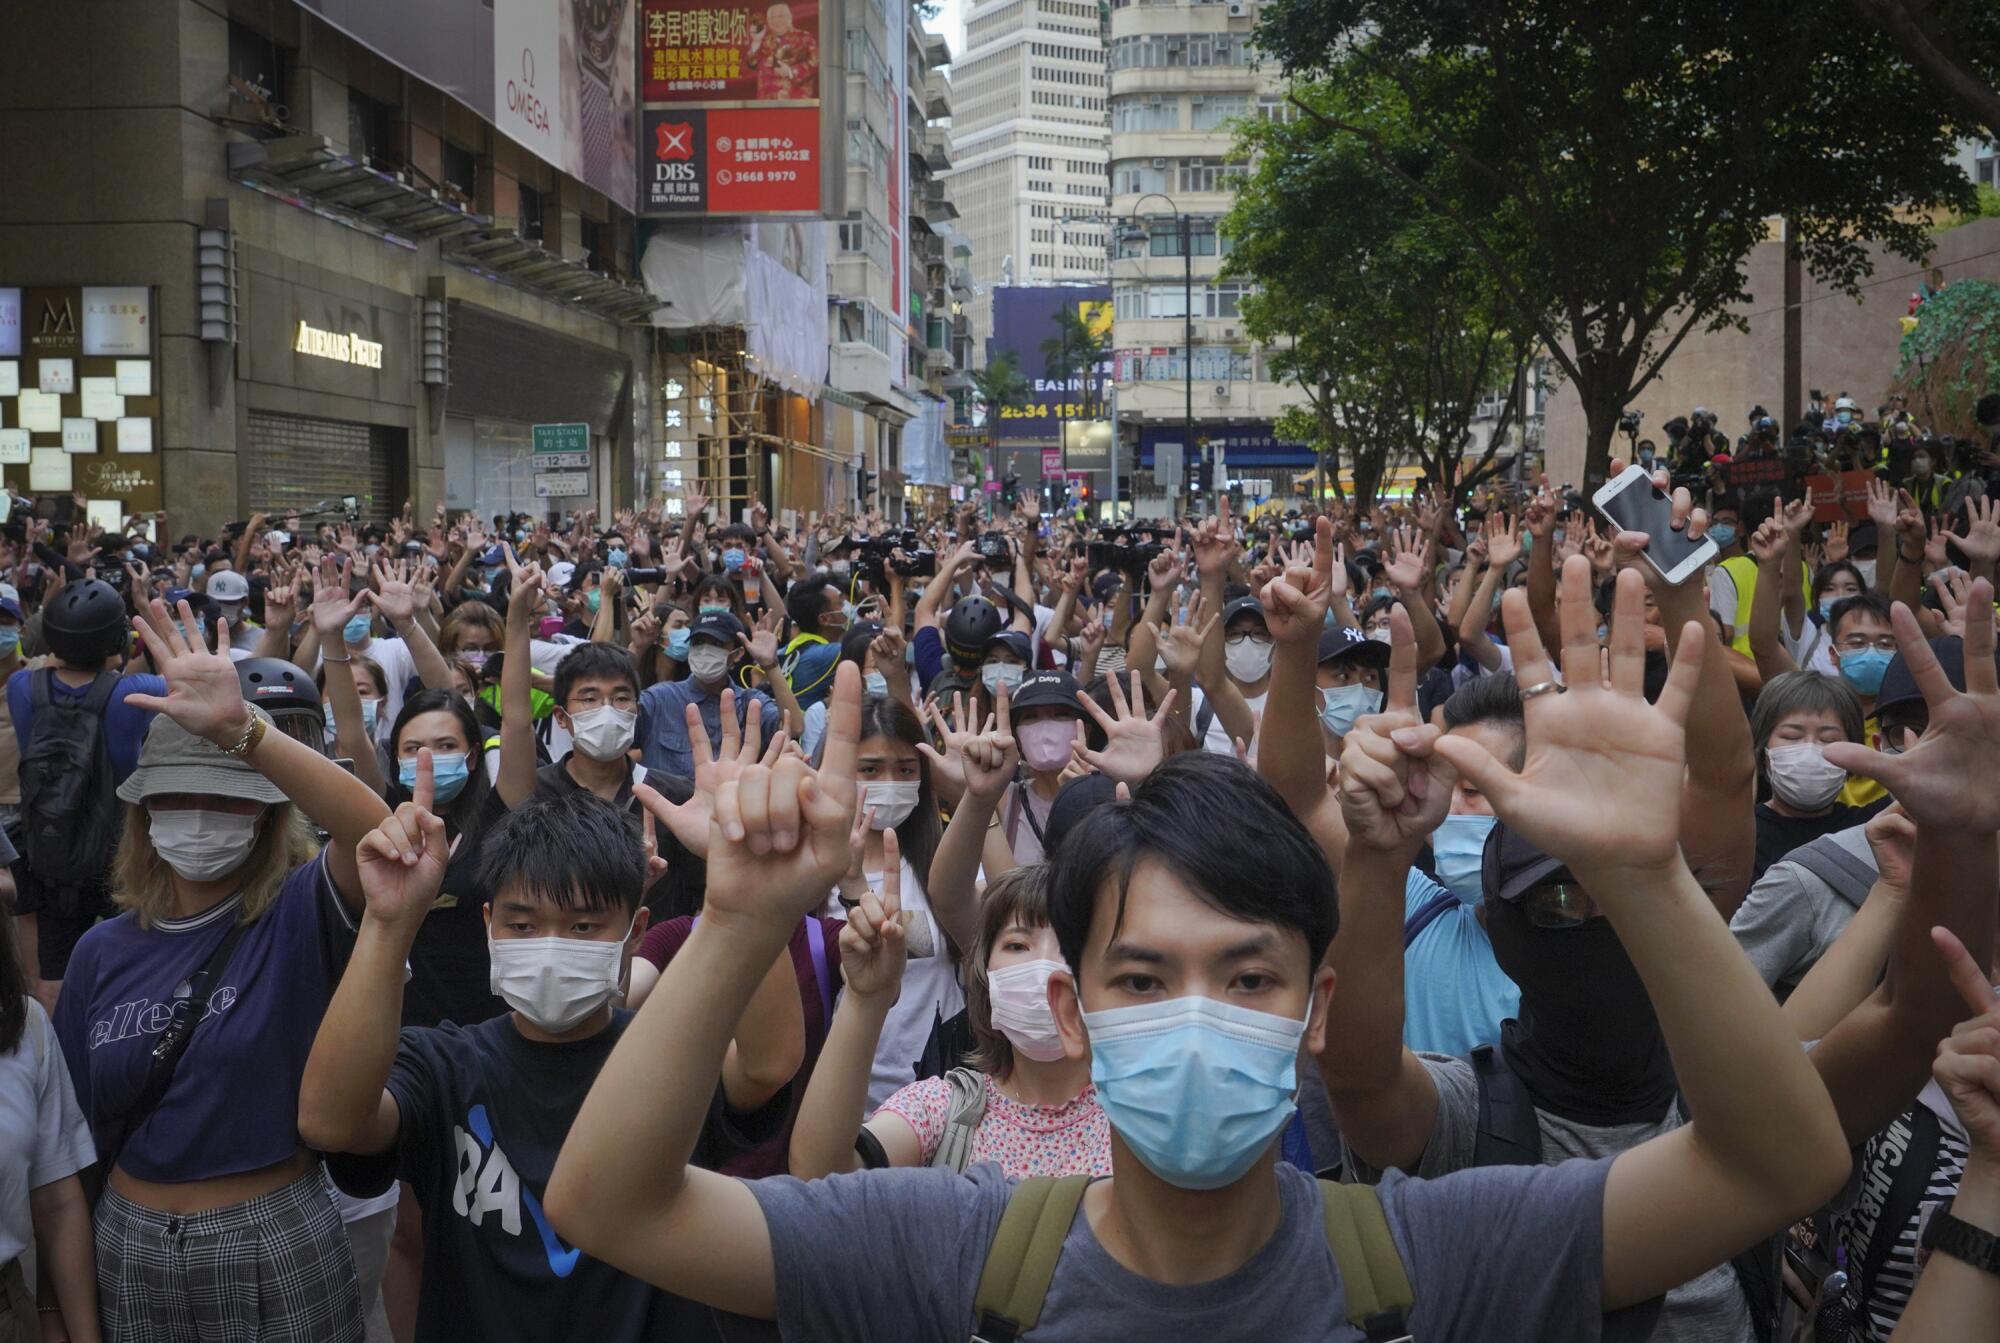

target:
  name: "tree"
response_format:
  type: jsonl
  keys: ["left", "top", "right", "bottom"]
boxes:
{"left": 1040, "top": 305, "right": 1113, "bottom": 474}
{"left": 1226, "top": 87, "right": 1526, "bottom": 513}
{"left": 1256, "top": 0, "right": 1975, "bottom": 486}
{"left": 969, "top": 351, "right": 1031, "bottom": 505}
{"left": 1848, "top": 0, "right": 2000, "bottom": 142}
{"left": 1891, "top": 279, "right": 2000, "bottom": 435}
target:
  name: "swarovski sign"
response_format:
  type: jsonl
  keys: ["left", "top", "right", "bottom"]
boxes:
{"left": 293, "top": 319, "right": 384, "bottom": 369}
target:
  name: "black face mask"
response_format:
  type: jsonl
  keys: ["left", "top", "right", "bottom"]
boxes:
{"left": 1482, "top": 892, "right": 1677, "bottom": 1127}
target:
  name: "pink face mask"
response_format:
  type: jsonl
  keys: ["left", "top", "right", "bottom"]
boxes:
{"left": 538, "top": 616, "right": 566, "bottom": 639}
{"left": 1015, "top": 719, "right": 1077, "bottom": 773}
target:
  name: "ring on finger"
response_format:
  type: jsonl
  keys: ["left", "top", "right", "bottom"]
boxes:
{"left": 1520, "top": 679, "right": 1562, "bottom": 703}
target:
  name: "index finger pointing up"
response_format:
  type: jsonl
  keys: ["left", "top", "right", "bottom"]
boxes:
{"left": 414, "top": 745, "right": 435, "bottom": 813}
{"left": 1385, "top": 605, "right": 1416, "bottom": 713}
{"left": 817, "top": 661, "right": 863, "bottom": 794}
{"left": 1932, "top": 925, "right": 1998, "bottom": 1019}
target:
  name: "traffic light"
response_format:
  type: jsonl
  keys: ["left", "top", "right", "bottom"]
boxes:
{"left": 858, "top": 469, "right": 875, "bottom": 504}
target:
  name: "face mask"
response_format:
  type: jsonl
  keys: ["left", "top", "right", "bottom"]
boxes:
{"left": 1818, "top": 596, "right": 1840, "bottom": 620}
{"left": 568, "top": 704, "right": 637, "bottom": 763}
{"left": 666, "top": 627, "right": 692, "bottom": 660}
{"left": 190, "top": 563, "right": 206, "bottom": 580}
{"left": 586, "top": 589, "right": 603, "bottom": 613}
{"left": 0, "top": 629, "right": 20, "bottom": 659}
{"left": 1912, "top": 457, "right": 1932, "bottom": 477}
{"left": 1082, "top": 994, "right": 1309, "bottom": 1190}
{"left": 1638, "top": 450, "right": 1655, "bottom": 466}
{"left": 219, "top": 602, "right": 244, "bottom": 627}
{"left": 1365, "top": 627, "right": 1392, "bottom": 645}
{"left": 698, "top": 603, "right": 732, "bottom": 616}
{"left": 864, "top": 671, "right": 890, "bottom": 697}
{"left": 460, "top": 649, "right": 491, "bottom": 671}
{"left": 400, "top": 752, "right": 470, "bottom": 803}
{"left": 1855, "top": 558, "right": 1878, "bottom": 588}
{"left": 607, "top": 548, "right": 628, "bottom": 568}
{"left": 1707, "top": 524, "right": 1737, "bottom": 549}
{"left": 1370, "top": 586, "right": 1393, "bottom": 603}
{"left": 982, "top": 662, "right": 1026, "bottom": 694}
{"left": 1764, "top": 741, "right": 1847, "bottom": 812}
{"left": 1837, "top": 411, "right": 1855, "bottom": 427}
{"left": 1839, "top": 647, "right": 1893, "bottom": 696}
{"left": 1016, "top": 719, "right": 1076, "bottom": 773}
{"left": 1224, "top": 639, "right": 1274, "bottom": 683}
{"left": 1431, "top": 812, "right": 1496, "bottom": 904}
{"left": 986, "top": 959, "right": 1067, "bottom": 1062}
{"left": 861, "top": 779, "right": 921, "bottom": 830}
{"left": 687, "top": 644, "right": 732, "bottom": 683}
{"left": 148, "top": 808, "right": 262, "bottom": 883}
{"left": 722, "top": 547, "right": 748, "bottom": 572}
{"left": 487, "top": 921, "right": 631, "bottom": 1034}
{"left": 344, "top": 613, "right": 373, "bottom": 645}
{"left": 1317, "top": 683, "right": 1382, "bottom": 738}
{"left": 323, "top": 698, "right": 380, "bottom": 737}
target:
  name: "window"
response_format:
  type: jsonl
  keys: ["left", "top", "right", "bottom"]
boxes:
{"left": 1113, "top": 162, "right": 1167, "bottom": 195}
{"left": 1028, "top": 178, "right": 1053, "bottom": 192}
{"left": 227, "top": 20, "right": 285, "bottom": 106}
{"left": 1191, "top": 94, "right": 1247, "bottom": 131}
{"left": 1256, "top": 96, "right": 1297, "bottom": 124}
{"left": 347, "top": 88, "right": 398, "bottom": 166}
{"left": 441, "top": 140, "right": 477, "bottom": 197}
{"left": 1111, "top": 95, "right": 1179, "bottom": 133}
{"left": 1205, "top": 281, "right": 1249, "bottom": 318}
{"left": 1978, "top": 152, "right": 2000, "bottom": 189}
{"left": 518, "top": 182, "right": 545, "bottom": 241}
{"left": 1177, "top": 158, "right": 1249, "bottom": 193}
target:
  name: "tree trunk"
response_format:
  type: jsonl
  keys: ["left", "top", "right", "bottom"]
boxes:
{"left": 1580, "top": 390, "right": 1623, "bottom": 490}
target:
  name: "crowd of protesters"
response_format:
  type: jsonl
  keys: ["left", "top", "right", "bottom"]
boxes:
{"left": 0, "top": 416, "right": 1997, "bottom": 1343}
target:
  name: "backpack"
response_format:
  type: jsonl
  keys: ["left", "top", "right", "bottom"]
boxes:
{"left": 971, "top": 1174, "right": 1414, "bottom": 1343}
{"left": 19, "top": 670, "right": 123, "bottom": 888}
{"left": 933, "top": 1066, "right": 987, "bottom": 1173}
{"left": 1783, "top": 832, "right": 1878, "bottom": 912}
{"left": 1468, "top": 1043, "right": 1782, "bottom": 1343}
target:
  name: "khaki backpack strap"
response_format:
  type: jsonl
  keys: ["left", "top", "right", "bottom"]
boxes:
{"left": 970, "top": 1175, "right": 1090, "bottom": 1343}
{"left": 932, "top": 1067, "right": 989, "bottom": 1172}
{"left": 1318, "top": 1180, "right": 1415, "bottom": 1341}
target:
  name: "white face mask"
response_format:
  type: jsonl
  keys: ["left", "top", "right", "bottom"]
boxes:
{"left": 567, "top": 704, "right": 638, "bottom": 763}
{"left": 687, "top": 644, "right": 732, "bottom": 683}
{"left": 487, "top": 922, "right": 632, "bottom": 1033}
{"left": 986, "top": 958, "right": 1068, "bottom": 1061}
{"left": 148, "top": 807, "right": 262, "bottom": 883}
{"left": 1765, "top": 742, "right": 1848, "bottom": 812}
{"left": 1224, "top": 639, "right": 1274, "bottom": 684}
{"left": 861, "top": 779, "right": 921, "bottom": 830}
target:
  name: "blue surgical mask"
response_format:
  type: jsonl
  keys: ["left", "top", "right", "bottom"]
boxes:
{"left": 175, "top": 619, "right": 208, "bottom": 643}
{"left": 400, "top": 752, "right": 470, "bottom": 804}
{"left": 1082, "top": 995, "right": 1310, "bottom": 1190}
{"left": 1430, "top": 813, "right": 1497, "bottom": 905}
{"left": 1318, "top": 683, "right": 1382, "bottom": 738}
{"left": 1839, "top": 647, "right": 1894, "bottom": 697}
{"left": 607, "top": 548, "right": 628, "bottom": 568}
{"left": 190, "top": 563, "right": 206, "bottom": 580}
{"left": 1818, "top": 596, "right": 1839, "bottom": 620}
{"left": 323, "top": 698, "right": 380, "bottom": 736}
{"left": 666, "top": 627, "right": 692, "bottom": 660}
{"left": 344, "top": 613, "right": 373, "bottom": 645}
{"left": 1708, "top": 524, "right": 1737, "bottom": 548}
{"left": 722, "top": 547, "right": 748, "bottom": 572}
{"left": 864, "top": 671, "right": 889, "bottom": 697}
{"left": 0, "top": 629, "right": 19, "bottom": 659}
{"left": 842, "top": 601, "right": 858, "bottom": 624}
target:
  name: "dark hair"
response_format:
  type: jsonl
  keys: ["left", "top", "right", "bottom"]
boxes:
{"left": 552, "top": 641, "right": 640, "bottom": 709}
{"left": 640, "top": 772, "right": 707, "bottom": 920}
{"left": 1441, "top": 670, "right": 1524, "bottom": 734}
{"left": 847, "top": 695, "right": 942, "bottom": 901}
{"left": 389, "top": 689, "right": 495, "bottom": 838}
{"left": 786, "top": 569, "right": 839, "bottom": 630}
{"left": 838, "top": 620, "right": 884, "bottom": 668}
{"left": 963, "top": 864, "right": 1053, "bottom": 1079}
{"left": 1828, "top": 591, "right": 1894, "bottom": 643}
{"left": 1047, "top": 751, "right": 1338, "bottom": 975}
{"left": 691, "top": 575, "right": 744, "bottom": 621}
{"left": 0, "top": 913, "right": 24, "bottom": 1053}
{"left": 471, "top": 791, "right": 647, "bottom": 914}
{"left": 314, "top": 653, "right": 387, "bottom": 700}
{"left": 1811, "top": 561, "right": 1868, "bottom": 608}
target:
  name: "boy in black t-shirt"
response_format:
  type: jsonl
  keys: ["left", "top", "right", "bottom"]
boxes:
{"left": 299, "top": 762, "right": 802, "bottom": 1342}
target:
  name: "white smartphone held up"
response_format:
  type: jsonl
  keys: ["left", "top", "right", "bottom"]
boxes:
{"left": 1589, "top": 466, "right": 1718, "bottom": 587}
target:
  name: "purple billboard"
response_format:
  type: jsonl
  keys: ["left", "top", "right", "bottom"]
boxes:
{"left": 986, "top": 285, "right": 1112, "bottom": 447}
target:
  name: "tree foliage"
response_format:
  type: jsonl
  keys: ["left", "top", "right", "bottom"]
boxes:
{"left": 1226, "top": 86, "right": 1526, "bottom": 511}
{"left": 969, "top": 351, "right": 1031, "bottom": 460}
{"left": 1891, "top": 279, "right": 2000, "bottom": 435}
{"left": 1849, "top": 0, "right": 2000, "bottom": 143}
{"left": 1255, "top": 0, "right": 1976, "bottom": 485}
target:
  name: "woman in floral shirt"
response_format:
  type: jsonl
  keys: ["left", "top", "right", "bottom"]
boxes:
{"left": 789, "top": 858, "right": 1111, "bottom": 1180}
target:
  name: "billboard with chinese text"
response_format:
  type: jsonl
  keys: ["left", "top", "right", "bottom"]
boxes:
{"left": 637, "top": 0, "right": 839, "bottom": 216}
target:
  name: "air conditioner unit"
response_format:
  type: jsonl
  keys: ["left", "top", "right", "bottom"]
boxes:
{"left": 1152, "top": 157, "right": 1168, "bottom": 168}
{"left": 1222, "top": 327, "right": 1239, "bottom": 340}
{"left": 1167, "top": 38, "right": 1186, "bottom": 50}
{"left": 1227, "top": 0, "right": 1249, "bottom": 13}
{"left": 1213, "top": 384, "right": 1231, "bottom": 399}
{"left": 1191, "top": 95, "right": 1205, "bottom": 105}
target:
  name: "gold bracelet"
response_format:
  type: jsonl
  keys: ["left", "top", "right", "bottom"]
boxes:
{"left": 218, "top": 712, "right": 266, "bottom": 758}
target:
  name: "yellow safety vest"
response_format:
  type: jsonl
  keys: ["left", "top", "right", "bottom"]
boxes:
{"left": 1717, "top": 554, "right": 1812, "bottom": 659}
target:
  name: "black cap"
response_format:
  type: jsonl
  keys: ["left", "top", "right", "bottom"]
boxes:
{"left": 1847, "top": 521, "right": 1880, "bottom": 556}
{"left": 1042, "top": 772, "right": 1118, "bottom": 857}
{"left": 1317, "top": 624, "right": 1392, "bottom": 670}
{"left": 1875, "top": 635, "right": 2000, "bottom": 720}
{"left": 986, "top": 630, "right": 1034, "bottom": 664}
{"left": 1221, "top": 595, "right": 1266, "bottom": 630}
{"left": 1481, "top": 822, "right": 1573, "bottom": 905}
{"left": 1009, "top": 669, "right": 1083, "bottom": 714}
{"left": 689, "top": 610, "right": 746, "bottom": 645}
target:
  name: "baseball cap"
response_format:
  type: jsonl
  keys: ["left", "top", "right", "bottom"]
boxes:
{"left": 688, "top": 609, "right": 746, "bottom": 645}
{"left": 1317, "top": 624, "right": 1392, "bottom": 671}
{"left": 206, "top": 570, "right": 251, "bottom": 604}
{"left": 985, "top": 630, "right": 1034, "bottom": 665}
{"left": 1481, "top": 822, "right": 1572, "bottom": 906}
{"left": 1875, "top": 635, "right": 2000, "bottom": 721}
{"left": 1009, "top": 669, "right": 1083, "bottom": 715}
{"left": 1221, "top": 595, "right": 1266, "bottom": 630}
{"left": 0, "top": 583, "right": 23, "bottom": 622}
{"left": 546, "top": 561, "right": 577, "bottom": 590}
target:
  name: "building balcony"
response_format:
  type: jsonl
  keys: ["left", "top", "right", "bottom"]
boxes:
{"left": 1108, "top": 65, "right": 1259, "bottom": 99}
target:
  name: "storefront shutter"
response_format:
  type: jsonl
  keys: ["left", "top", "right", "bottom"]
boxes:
{"left": 246, "top": 411, "right": 399, "bottom": 523}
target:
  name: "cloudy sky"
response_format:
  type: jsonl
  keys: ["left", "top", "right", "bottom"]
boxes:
{"left": 922, "top": 0, "right": 962, "bottom": 59}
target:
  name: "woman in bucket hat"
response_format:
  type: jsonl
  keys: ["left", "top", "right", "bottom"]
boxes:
{"left": 50, "top": 599, "right": 390, "bottom": 1343}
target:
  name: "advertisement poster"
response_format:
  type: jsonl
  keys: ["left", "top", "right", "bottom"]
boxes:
{"left": 986, "top": 286, "right": 1115, "bottom": 442}
{"left": 637, "top": 0, "right": 833, "bottom": 216}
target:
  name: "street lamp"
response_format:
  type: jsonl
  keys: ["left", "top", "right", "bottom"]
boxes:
{"left": 1120, "top": 193, "right": 1197, "bottom": 511}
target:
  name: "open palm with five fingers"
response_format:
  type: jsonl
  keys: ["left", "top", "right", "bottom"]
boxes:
{"left": 1075, "top": 671, "right": 1174, "bottom": 785}
{"left": 125, "top": 598, "right": 253, "bottom": 746}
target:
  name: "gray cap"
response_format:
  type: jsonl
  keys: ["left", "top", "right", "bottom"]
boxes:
{"left": 117, "top": 712, "right": 289, "bottom": 806}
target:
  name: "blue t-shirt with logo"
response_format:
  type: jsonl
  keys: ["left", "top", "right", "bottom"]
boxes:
{"left": 51, "top": 853, "right": 356, "bottom": 1181}
{"left": 1402, "top": 869, "right": 1520, "bottom": 1060}
{"left": 384, "top": 1010, "right": 785, "bottom": 1342}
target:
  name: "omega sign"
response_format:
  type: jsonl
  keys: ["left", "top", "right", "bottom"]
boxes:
{"left": 294, "top": 320, "right": 383, "bottom": 369}
{"left": 506, "top": 47, "right": 550, "bottom": 134}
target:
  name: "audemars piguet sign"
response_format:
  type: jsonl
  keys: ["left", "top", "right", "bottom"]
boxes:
{"left": 293, "top": 319, "right": 385, "bottom": 369}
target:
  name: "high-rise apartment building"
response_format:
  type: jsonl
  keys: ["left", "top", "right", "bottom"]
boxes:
{"left": 945, "top": 0, "right": 1112, "bottom": 359}
{"left": 1106, "top": 0, "right": 1311, "bottom": 507}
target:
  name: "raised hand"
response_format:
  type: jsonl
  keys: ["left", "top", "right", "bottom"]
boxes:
{"left": 506, "top": 567, "right": 546, "bottom": 632}
{"left": 1866, "top": 477, "right": 1899, "bottom": 533}
{"left": 1930, "top": 568, "right": 1975, "bottom": 639}
{"left": 1483, "top": 513, "right": 1523, "bottom": 569}
{"left": 1382, "top": 525, "right": 1432, "bottom": 592}
{"left": 313, "top": 558, "right": 371, "bottom": 638}
{"left": 1863, "top": 803, "right": 1917, "bottom": 894}
{"left": 1823, "top": 519, "right": 1851, "bottom": 564}
{"left": 1261, "top": 515, "right": 1333, "bottom": 644}
{"left": 1433, "top": 558, "right": 1705, "bottom": 881}
{"left": 635, "top": 688, "right": 783, "bottom": 860}
{"left": 1189, "top": 508, "right": 1237, "bottom": 579}
{"left": 124, "top": 599, "right": 254, "bottom": 745}
{"left": 1156, "top": 588, "right": 1218, "bottom": 680}
{"left": 1925, "top": 517, "right": 1954, "bottom": 573}
{"left": 837, "top": 831, "right": 909, "bottom": 1000}
{"left": 1146, "top": 541, "right": 1186, "bottom": 595}
{"left": 918, "top": 686, "right": 1017, "bottom": 805}
{"left": 739, "top": 614, "right": 781, "bottom": 670}
{"left": 355, "top": 748, "right": 450, "bottom": 926}
{"left": 869, "top": 623, "right": 905, "bottom": 675}
{"left": 1336, "top": 606, "right": 1451, "bottom": 853}
{"left": 1075, "top": 671, "right": 1174, "bottom": 785}
{"left": 628, "top": 605, "right": 662, "bottom": 653}
{"left": 1956, "top": 495, "right": 2000, "bottom": 568}
{"left": 371, "top": 559, "right": 418, "bottom": 625}
{"left": 1825, "top": 579, "right": 2000, "bottom": 831}
{"left": 1927, "top": 927, "right": 2000, "bottom": 1163}
{"left": 1780, "top": 497, "right": 1815, "bottom": 541}
{"left": 1748, "top": 517, "right": 1786, "bottom": 564}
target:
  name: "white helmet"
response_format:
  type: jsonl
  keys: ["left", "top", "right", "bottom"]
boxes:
{"left": 1834, "top": 394, "right": 1859, "bottom": 413}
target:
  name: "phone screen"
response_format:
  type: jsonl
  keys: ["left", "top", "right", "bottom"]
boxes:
{"left": 1592, "top": 473, "right": 1711, "bottom": 577}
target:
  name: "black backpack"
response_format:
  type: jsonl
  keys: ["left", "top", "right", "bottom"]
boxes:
{"left": 19, "top": 670, "right": 123, "bottom": 887}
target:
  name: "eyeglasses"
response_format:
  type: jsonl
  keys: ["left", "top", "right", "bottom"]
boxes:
{"left": 570, "top": 690, "right": 639, "bottom": 712}
{"left": 1835, "top": 635, "right": 1899, "bottom": 653}
{"left": 1523, "top": 882, "right": 1601, "bottom": 929}
{"left": 1224, "top": 630, "right": 1273, "bottom": 647}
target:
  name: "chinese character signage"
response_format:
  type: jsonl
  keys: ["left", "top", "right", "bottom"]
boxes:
{"left": 637, "top": 0, "right": 836, "bottom": 216}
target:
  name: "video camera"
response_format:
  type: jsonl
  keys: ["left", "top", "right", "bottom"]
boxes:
{"left": 1087, "top": 527, "right": 1170, "bottom": 577}
{"left": 972, "top": 532, "right": 1014, "bottom": 568}
{"left": 850, "top": 529, "right": 937, "bottom": 587}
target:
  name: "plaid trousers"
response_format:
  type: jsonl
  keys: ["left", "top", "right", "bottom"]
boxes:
{"left": 95, "top": 1169, "right": 364, "bottom": 1343}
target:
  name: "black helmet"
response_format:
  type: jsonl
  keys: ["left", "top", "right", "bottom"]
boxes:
{"left": 236, "top": 657, "right": 327, "bottom": 756}
{"left": 944, "top": 595, "right": 1003, "bottom": 666}
{"left": 43, "top": 579, "right": 128, "bottom": 667}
